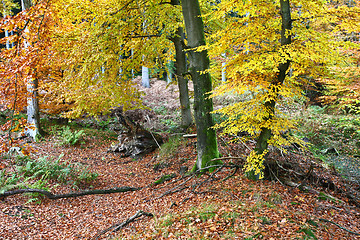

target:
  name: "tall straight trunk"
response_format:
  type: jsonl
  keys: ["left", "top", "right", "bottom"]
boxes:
{"left": 171, "top": 26, "right": 193, "bottom": 128}
{"left": 170, "top": 0, "right": 192, "bottom": 128}
{"left": 255, "top": 0, "right": 292, "bottom": 156}
{"left": 22, "top": 0, "right": 43, "bottom": 140}
{"left": 181, "top": 0, "right": 220, "bottom": 171}
{"left": 142, "top": 66, "right": 150, "bottom": 88}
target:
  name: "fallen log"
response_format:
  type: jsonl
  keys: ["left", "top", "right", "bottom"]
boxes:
{"left": 0, "top": 186, "right": 140, "bottom": 200}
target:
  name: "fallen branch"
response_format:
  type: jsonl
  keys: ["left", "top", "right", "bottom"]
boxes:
{"left": 183, "top": 134, "right": 197, "bottom": 138}
{"left": 0, "top": 186, "right": 141, "bottom": 200}
{"left": 92, "top": 210, "right": 154, "bottom": 240}
{"left": 319, "top": 218, "right": 360, "bottom": 236}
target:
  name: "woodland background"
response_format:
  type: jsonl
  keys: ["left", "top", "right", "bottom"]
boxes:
{"left": 0, "top": 0, "right": 360, "bottom": 239}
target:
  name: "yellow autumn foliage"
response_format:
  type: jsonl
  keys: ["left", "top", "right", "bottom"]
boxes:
{"left": 44, "top": 0, "right": 182, "bottom": 118}
{"left": 207, "top": 0, "right": 360, "bottom": 176}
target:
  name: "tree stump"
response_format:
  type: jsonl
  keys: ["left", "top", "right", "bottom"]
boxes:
{"left": 108, "top": 111, "right": 163, "bottom": 157}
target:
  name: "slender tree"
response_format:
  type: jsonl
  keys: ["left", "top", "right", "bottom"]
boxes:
{"left": 169, "top": 0, "right": 192, "bottom": 128}
{"left": 21, "top": 0, "right": 43, "bottom": 140}
{"left": 209, "top": 0, "right": 360, "bottom": 178}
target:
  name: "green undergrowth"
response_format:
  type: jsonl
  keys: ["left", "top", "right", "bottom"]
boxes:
{"left": 53, "top": 125, "right": 85, "bottom": 146}
{"left": 114, "top": 196, "right": 311, "bottom": 239}
{"left": 294, "top": 105, "right": 360, "bottom": 181}
{"left": 0, "top": 155, "right": 98, "bottom": 203}
{"left": 295, "top": 106, "right": 360, "bottom": 156}
{"left": 42, "top": 116, "right": 118, "bottom": 144}
{"left": 158, "top": 135, "right": 187, "bottom": 159}
{"left": 152, "top": 104, "right": 182, "bottom": 133}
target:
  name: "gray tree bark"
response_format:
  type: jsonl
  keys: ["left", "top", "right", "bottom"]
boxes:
{"left": 21, "top": 0, "right": 43, "bottom": 140}
{"left": 169, "top": 0, "right": 193, "bottom": 129}
{"left": 181, "top": 0, "right": 220, "bottom": 171}
{"left": 171, "top": 27, "right": 193, "bottom": 128}
{"left": 141, "top": 66, "right": 150, "bottom": 88}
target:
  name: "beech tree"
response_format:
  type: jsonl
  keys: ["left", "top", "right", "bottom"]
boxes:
{"left": 46, "top": 0, "right": 185, "bottom": 118}
{"left": 181, "top": 0, "right": 220, "bottom": 171}
{"left": 0, "top": 0, "right": 51, "bottom": 151}
{"left": 169, "top": 0, "right": 192, "bottom": 128}
{"left": 209, "top": 0, "right": 360, "bottom": 178}
{"left": 21, "top": 0, "right": 43, "bottom": 140}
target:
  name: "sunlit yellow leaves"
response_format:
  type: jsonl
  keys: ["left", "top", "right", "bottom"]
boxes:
{"left": 244, "top": 150, "right": 268, "bottom": 179}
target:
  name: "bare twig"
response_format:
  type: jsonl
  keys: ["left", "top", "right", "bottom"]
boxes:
{"left": 221, "top": 166, "right": 239, "bottom": 182}
{"left": 192, "top": 165, "right": 225, "bottom": 193}
{"left": 91, "top": 210, "right": 153, "bottom": 240}
{"left": 266, "top": 162, "right": 285, "bottom": 186}
{"left": 183, "top": 134, "right": 197, "bottom": 138}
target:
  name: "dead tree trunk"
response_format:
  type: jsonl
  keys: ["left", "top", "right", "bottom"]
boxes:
{"left": 108, "top": 111, "right": 163, "bottom": 157}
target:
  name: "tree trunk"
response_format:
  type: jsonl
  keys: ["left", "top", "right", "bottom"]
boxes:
{"left": 170, "top": 0, "right": 193, "bottom": 129}
{"left": 27, "top": 77, "right": 44, "bottom": 138}
{"left": 172, "top": 26, "right": 193, "bottom": 128}
{"left": 142, "top": 66, "right": 150, "bottom": 88}
{"left": 255, "top": 0, "right": 292, "bottom": 155}
{"left": 22, "top": 0, "right": 43, "bottom": 140}
{"left": 181, "top": 0, "right": 220, "bottom": 171}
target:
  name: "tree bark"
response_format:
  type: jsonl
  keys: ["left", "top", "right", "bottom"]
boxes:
{"left": 109, "top": 111, "right": 163, "bottom": 157}
{"left": 181, "top": 0, "right": 220, "bottom": 171}
{"left": 170, "top": 0, "right": 193, "bottom": 129}
{"left": 22, "top": 0, "right": 43, "bottom": 140}
{"left": 255, "top": 0, "right": 292, "bottom": 156}
{"left": 142, "top": 66, "right": 150, "bottom": 88}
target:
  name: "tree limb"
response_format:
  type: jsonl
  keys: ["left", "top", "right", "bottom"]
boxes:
{"left": 0, "top": 186, "right": 140, "bottom": 200}
{"left": 319, "top": 218, "right": 360, "bottom": 236}
{"left": 91, "top": 210, "right": 153, "bottom": 240}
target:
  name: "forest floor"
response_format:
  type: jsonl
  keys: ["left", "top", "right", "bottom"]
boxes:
{"left": 1, "top": 78, "right": 360, "bottom": 239}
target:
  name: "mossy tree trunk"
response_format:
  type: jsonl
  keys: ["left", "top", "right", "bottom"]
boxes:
{"left": 255, "top": 0, "right": 292, "bottom": 156}
{"left": 181, "top": 0, "right": 220, "bottom": 171}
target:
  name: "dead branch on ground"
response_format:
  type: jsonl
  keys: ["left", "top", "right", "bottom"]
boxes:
{"left": 91, "top": 210, "right": 154, "bottom": 240}
{"left": 0, "top": 186, "right": 141, "bottom": 200}
{"left": 319, "top": 218, "right": 360, "bottom": 236}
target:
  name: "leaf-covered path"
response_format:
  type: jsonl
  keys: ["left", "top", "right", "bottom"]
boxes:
{"left": 1, "top": 132, "right": 360, "bottom": 239}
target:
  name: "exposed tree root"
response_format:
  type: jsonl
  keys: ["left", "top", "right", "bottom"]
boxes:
{"left": 267, "top": 152, "right": 360, "bottom": 208}
{"left": 108, "top": 111, "right": 163, "bottom": 157}
{"left": 319, "top": 218, "right": 360, "bottom": 236}
{"left": 91, "top": 210, "right": 153, "bottom": 240}
{"left": 0, "top": 186, "right": 141, "bottom": 200}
